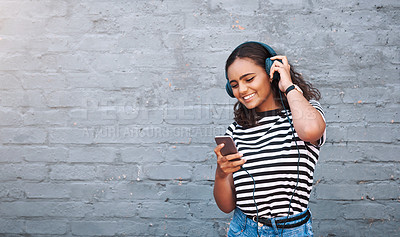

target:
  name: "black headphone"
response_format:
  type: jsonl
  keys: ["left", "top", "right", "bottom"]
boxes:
{"left": 225, "top": 41, "right": 281, "bottom": 98}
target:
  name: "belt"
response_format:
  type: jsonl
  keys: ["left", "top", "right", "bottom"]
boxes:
{"left": 247, "top": 209, "right": 310, "bottom": 229}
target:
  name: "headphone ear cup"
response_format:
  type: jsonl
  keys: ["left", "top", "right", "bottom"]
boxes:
{"left": 225, "top": 82, "right": 235, "bottom": 98}
{"left": 265, "top": 58, "right": 281, "bottom": 82}
{"left": 265, "top": 58, "right": 273, "bottom": 76}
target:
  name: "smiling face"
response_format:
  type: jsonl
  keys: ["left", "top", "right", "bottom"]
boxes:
{"left": 227, "top": 57, "right": 280, "bottom": 112}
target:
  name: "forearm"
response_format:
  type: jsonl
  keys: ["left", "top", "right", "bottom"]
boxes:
{"left": 269, "top": 55, "right": 325, "bottom": 142}
{"left": 213, "top": 172, "right": 236, "bottom": 213}
{"left": 286, "top": 90, "right": 326, "bottom": 142}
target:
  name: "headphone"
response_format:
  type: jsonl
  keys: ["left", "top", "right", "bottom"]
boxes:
{"left": 225, "top": 41, "right": 281, "bottom": 98}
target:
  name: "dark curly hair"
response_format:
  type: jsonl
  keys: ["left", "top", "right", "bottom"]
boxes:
{"left": 225, "top": 42, "right": 321, "bottom": 128}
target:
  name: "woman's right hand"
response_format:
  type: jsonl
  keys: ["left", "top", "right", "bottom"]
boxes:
{"left": 214, "top": 143, "right": 246, "bottom": 179}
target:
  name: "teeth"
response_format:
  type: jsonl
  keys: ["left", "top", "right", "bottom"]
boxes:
{"left": 244, "top": 93, "right": 255, "bottom": 100}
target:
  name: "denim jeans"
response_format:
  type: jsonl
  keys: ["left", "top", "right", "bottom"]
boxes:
{"left": 227, "top": 208, "right": 313, "bottom": 237}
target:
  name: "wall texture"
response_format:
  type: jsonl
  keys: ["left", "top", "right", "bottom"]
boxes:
{"left": 0, "top": 0, "right": 399, "bottom": 236}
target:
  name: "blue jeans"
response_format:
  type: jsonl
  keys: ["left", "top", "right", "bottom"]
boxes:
{"left": 227, "top": 208, "right": 313, "bottom": 237}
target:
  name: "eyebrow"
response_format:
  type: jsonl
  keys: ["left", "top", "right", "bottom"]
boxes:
{"left": 230, "top": 73, "right": 255, "bottom": 83}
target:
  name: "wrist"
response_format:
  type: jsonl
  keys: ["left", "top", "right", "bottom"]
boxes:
{"left": 285, "top": 84, "right": 303, "bottom": 95}
{"left": 281, "top": 82, "right": 293, "bottom": 93}
{"left": 215, "top": 167, "right": 229, "bottom": 180}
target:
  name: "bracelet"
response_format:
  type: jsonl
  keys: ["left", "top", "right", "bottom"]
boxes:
{"left": 285, "top": 84, "right": 303, "bottom": 95}
{"left": 285, "top": 85, "right": 295, "bottom": 95}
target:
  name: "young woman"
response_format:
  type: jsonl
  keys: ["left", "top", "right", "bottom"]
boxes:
{"left": 213, "top": 42, "right": 326, "bottom": 237}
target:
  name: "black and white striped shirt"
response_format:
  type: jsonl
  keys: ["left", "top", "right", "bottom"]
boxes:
{"left": 225, "top": 100, "right": 326, "bottom": 218}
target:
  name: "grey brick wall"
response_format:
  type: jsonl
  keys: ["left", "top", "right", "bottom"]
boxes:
{"left": 0, "top": 0, "right": 399, "bottom": 236}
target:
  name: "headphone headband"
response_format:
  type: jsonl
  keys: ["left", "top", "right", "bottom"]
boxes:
{"left": 225, "top": 41, "right": 279, "bottom": 98}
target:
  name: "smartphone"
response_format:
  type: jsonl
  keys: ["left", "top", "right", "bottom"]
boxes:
{"left": 215, "top": 136, "right": 238, "bottom": 156}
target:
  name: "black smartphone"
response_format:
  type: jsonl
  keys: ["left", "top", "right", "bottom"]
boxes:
{"left": 214, "top": 136, "right": 238, "bottom": 156}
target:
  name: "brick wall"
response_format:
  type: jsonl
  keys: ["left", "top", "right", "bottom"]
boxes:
{"left": 0, "top": 0, "right": 399, "bottom": 236}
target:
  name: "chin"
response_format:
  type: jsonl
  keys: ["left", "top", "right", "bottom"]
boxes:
{"left": 244, "top": 105, "right": 256, "bottom": 110}
{"left": 240, "top": 101, "right": 258, "bottom": 110}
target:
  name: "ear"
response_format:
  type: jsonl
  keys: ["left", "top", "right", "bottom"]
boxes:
{"left": 268, "top": 74, "right": 273, "bottom": 83}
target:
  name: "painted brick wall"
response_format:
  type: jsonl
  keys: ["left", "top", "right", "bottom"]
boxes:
{"left": 0, "top": 0, "right": 399, "bottom": 236}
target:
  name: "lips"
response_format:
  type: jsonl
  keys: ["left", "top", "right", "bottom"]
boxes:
{"left": 243, "top": 93, "right": 256, "bottom": 102}
{"left": 243, "top": 93, "right": 255, "bottom": 100}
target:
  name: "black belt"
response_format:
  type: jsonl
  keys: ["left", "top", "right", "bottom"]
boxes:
{"left": 247, "top": 209, "right": 310, "bottom": 229}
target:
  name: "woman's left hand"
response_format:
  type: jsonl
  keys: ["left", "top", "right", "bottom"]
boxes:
{"left": 269, "top": 55, "right": 293, "bottom": 93}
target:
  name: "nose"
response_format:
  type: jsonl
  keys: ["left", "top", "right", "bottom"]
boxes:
{"left": 238, "top": 82, "right": 248, "bottom": 95}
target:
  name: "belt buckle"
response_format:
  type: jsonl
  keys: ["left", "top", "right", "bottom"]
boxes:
{"left": 252, "top": 216, "right": 263, "bottom": 227}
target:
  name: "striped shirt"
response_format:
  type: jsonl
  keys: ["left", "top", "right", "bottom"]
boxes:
{"left": 225, "top": 100, "right": 326, "bottom": 218}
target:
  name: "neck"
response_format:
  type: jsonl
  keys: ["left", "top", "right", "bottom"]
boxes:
{"left": 255, "top": 101, "right": 281, "bottom": 112}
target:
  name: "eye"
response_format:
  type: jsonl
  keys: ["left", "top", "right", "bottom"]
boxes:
{"left": 246, "top": 76, "right": 254, "bottom": 82}
{"left": 231, "top": 83, "right": 238, "bottom": 88}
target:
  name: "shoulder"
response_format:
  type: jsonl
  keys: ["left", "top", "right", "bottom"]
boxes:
{"left": 225, "top": 121, "right": 240, "bottom": 136}
{"left": 309, "top": 100, "right": 325, "bottom": 116}
{"left": 308, "top": 100, "right": 327, "bottom": 147}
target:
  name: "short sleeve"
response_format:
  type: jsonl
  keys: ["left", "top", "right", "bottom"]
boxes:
{"left": 224, "top": 122, "right": 237, "bottom": 137}
{"left": 309, "top": 100, "right": 326, "bottom": 147}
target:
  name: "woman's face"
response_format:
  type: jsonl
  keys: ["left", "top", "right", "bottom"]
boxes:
{"left": 227, "top": 57, "right": 279, "bottom": 112}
